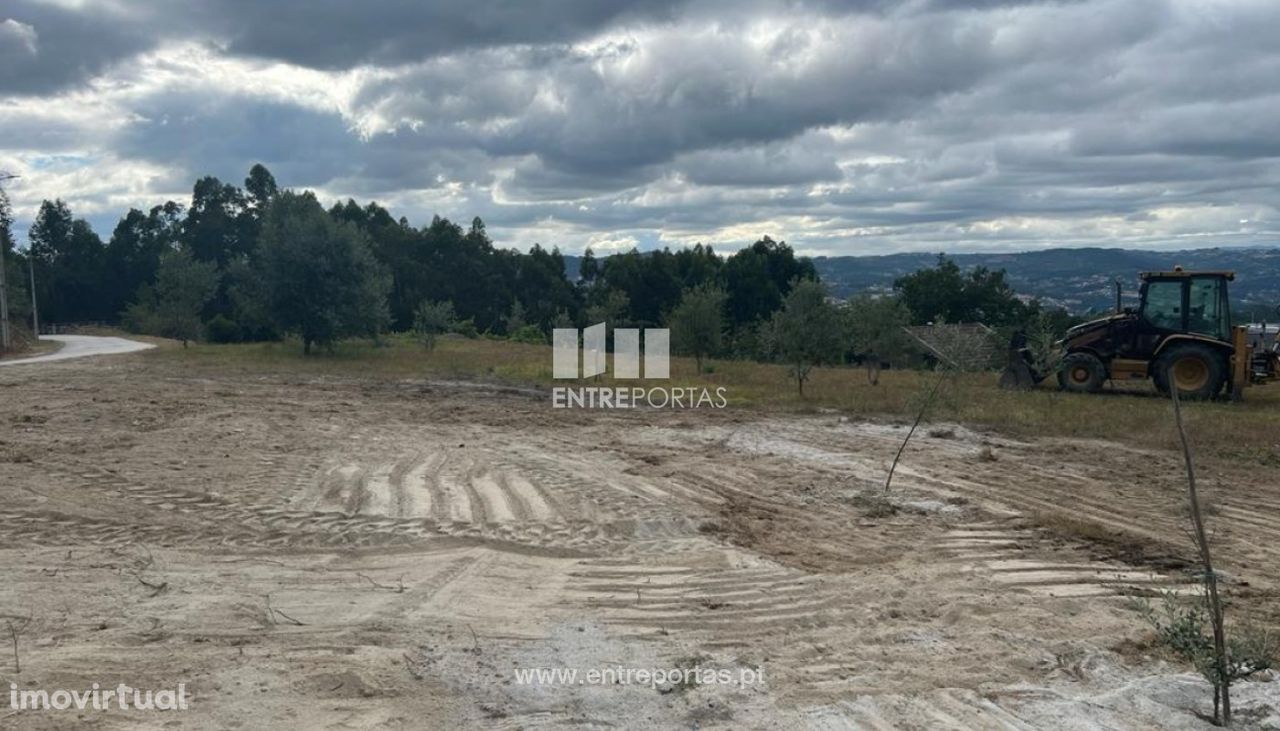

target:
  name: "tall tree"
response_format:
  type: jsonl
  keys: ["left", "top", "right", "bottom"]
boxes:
{"left": 668, "top": 283, "right": 727, "bottom": 373}
{"left": 768, "top": 279, "right": 841, "bottom": 395}
{"left": 0, "top": 185, "right": 11, "bottom": 257}
{"left": 585, "top": 288, "right": 630, "bottom": 330}
{"left": 514, "top": 244, "right": 579, "bottom": 333}
{"left": 29, "top": 199, "right": 107, "bottom": 323}
{"left": 105, "top": 202, "right": 183, "bottom": 317}
{"left": 184, "top": 177, "right": 251, "bottom": 269}
{"left": 842, "top": 295, "right": 912, "bottom": 363}
{"left": 672, "top": 243, "right": 722, "bottom": 289}
{"left": 183, "top": 175, "right": 258, "bottom": 325}
{"left": 578, "top": 247, "right": 599, "bottom": 285}
{"left": 724, "top": 236, "right": 816, "bottom": 326}
{"left": 244, "top": 164, "right": 279, "bottom": 212}
{"left": 894, "top": 255, "right": 1031, "bottom": 327}
{"left": 122, "top": 248, "right": 219, "bottom": 347}
{"left": 594, "top": 248, "right": 682, "bottom": 327}
{"left": 0, "top": 185, "right": 12, "bottom": 348}
{"left": 331, "top": 199, "right": 419, "bottom": 328}
{"left": 0, "top": 188, "right": 30, "bottom": 329}
{"left": 257, "top": 191, "right": 390, "bottom": 354}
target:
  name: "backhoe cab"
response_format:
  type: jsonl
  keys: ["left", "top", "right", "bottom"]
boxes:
{"left": 1054, "top": 268, "right": 1280, "bottom": 400}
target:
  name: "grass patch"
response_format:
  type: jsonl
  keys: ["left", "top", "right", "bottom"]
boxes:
{"left": 1217, "top": 446, "right": 1280, "bottom": 467}
{"left": 0, "top": 324, "right": 59, "bottom": 360}
{"left": 136, "top": 332, "right": 1280, "bottom": 458}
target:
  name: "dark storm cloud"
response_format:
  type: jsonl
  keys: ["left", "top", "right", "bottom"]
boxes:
{"left": 191, "top": 0, "right": 687, "bottom": 69}
{"left": 1069, "top": 102, "right": 1280, "bottom": 159}
{"left": 501, "top": 157, "right": 662, "bottom": 202}
{"left": 354, "top": 12, "right": 1015, "bottom": 177}
{"left": 675, "top": 135, "right": 845, "bottom": 187}
{"left": 0, "top": 1, "right": 151, "bottom": 94}
{"left": 111, "top": 94, "right": 365, "bottom": 190}
{"left": 0, "top": 0, "right": 690, "bottom": 94}
{"left": 2, "top": 0, "right": 1280, "bottom": 253}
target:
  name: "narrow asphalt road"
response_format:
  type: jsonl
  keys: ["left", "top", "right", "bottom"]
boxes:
{"left": 0, "top": 335, "right": 155, "bottom": 367}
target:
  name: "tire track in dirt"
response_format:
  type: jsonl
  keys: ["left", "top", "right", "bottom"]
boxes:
{"left": 934, "top": 522, "right": 1187, "bottom": 598}
{"left": 663, "top": 462, "right": 941, "bottom": 573}
{"left": 499, "top": 470, "right": 556, "bottom": 522}
{"left": 353, "top": 551, "right": 489, "bottom": 627}
{"left": 387, "top": 452, "right": 420, "bottom": 517}
{"left": 897, "top": 460, "right": 1202, "bottom": 574}
{"left": 436, "top": 455, "right": 477, "bottom": 523}
{"left": 716, "top": 419, "right": 1213, "bottom": 591}
{"left": 849, "top": 426, "right": 1226, "bottom": 575}
{"left": 420, "top": 453, "right": 452, "bottom": 522}
{"left": 694, "top": 421, "right": 1196, "bottom": 597}
{"left": 280, "top": 432, "right": 711, "bottom": 553}
{"left": 521, "top": 460, "right": 654, "bottom": 522}
{"left": 14, "top": 464, "right": 628, "bottom": 554}
{"left": 459, "top": 466, "right": 492, "bottom": 524}
{"left": 566, "top": 561, "right": 846, "bottom": 637}
{"left": 282, "top": 425, "right": 712, "bottom": 552}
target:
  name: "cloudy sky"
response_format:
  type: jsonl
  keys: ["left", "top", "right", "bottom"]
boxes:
{"left": 1, "top": 0, "right": 1277, "bottom": 256}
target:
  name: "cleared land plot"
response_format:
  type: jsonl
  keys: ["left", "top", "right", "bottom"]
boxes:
{"left": 1, "top": 345, "right": 1278, "bottom": 729}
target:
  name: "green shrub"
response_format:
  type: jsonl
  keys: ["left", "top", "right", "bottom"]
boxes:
{"left": 413, "top": 300, "right": 456, "bottom": 351}
{"left": 452, "top": 317, "right": 479, "bottom": 339}
{"left": 509, "top": 325, "right": 546, "bottom": 345}
{"left": 206, "top": 315, "right": 241, "bottom": 343}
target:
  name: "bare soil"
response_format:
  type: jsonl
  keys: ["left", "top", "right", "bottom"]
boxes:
{"left": 1, "top": 354, "right": 1278, "bottom": 729}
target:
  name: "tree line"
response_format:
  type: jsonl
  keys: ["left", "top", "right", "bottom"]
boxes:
{"left": 0, "top": 165, "right": 1074, "bottom": 385}
{"left": 5, "top": 165, "right": 828, "bottom": 352}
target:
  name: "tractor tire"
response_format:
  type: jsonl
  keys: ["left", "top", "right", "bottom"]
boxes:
{"left": 1058, "top": 352, "right": 1106, "bottom": 393}
{"left": 1154, "top": 343, "right": 1225, "bottom": 400}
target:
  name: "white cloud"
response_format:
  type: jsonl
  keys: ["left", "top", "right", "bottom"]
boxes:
{"left": 1, "top": 0, "right": 1279, "bottom": 255}
{"left": 585, "top": 233, "right": 640, "bottom": 253}
{"left": 0, "top": 19, "right": 38, "bottom": 54}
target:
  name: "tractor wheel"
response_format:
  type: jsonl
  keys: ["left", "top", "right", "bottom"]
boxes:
{"left": 1058, "top": 352, "right": 1106, "bottom": 393}
{"left": 1155, "top": 344, "right": 1225, "bottom": 400}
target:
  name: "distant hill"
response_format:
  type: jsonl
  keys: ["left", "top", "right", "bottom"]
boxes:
{"left": 810, "top": 247, "right": 1280, "bottom": 313}
{"left": 566, "top": 246, "right": 1280, "bottom": 315}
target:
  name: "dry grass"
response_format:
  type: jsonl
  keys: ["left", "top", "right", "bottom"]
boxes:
{"left": 0, "top": 325, "right": 61, "bottom": 360}
{"left": 138, "top": 332, "right": 1280, "bottom": 460}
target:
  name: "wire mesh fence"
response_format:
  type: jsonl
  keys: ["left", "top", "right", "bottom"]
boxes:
{"left": 902, "top": 323, "right": 1000, "bottom": 371}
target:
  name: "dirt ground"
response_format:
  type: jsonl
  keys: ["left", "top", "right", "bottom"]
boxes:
{"left": 2, "top": 353, "right": 1279, "bottom": 729}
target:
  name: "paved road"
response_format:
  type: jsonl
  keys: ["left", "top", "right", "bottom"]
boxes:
{"left": 0, "top": 335, "right": 155, "bottom": 367}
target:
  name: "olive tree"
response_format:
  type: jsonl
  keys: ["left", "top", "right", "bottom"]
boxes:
{"left": 669, "top": 284, "right": 727, "bottom": 374}
{"left": 768, "top": 280, "right": 842, "bottom": 395}
{"left": 842, "top": 294, "right": 911, "bottom": 385}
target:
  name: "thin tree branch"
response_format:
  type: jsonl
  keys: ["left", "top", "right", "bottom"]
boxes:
{"left": 1170, "top": 385, "right": 1232, "bottom": 726}
{"left": 884, "top": 366, "right": 950, "bottom": 493}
